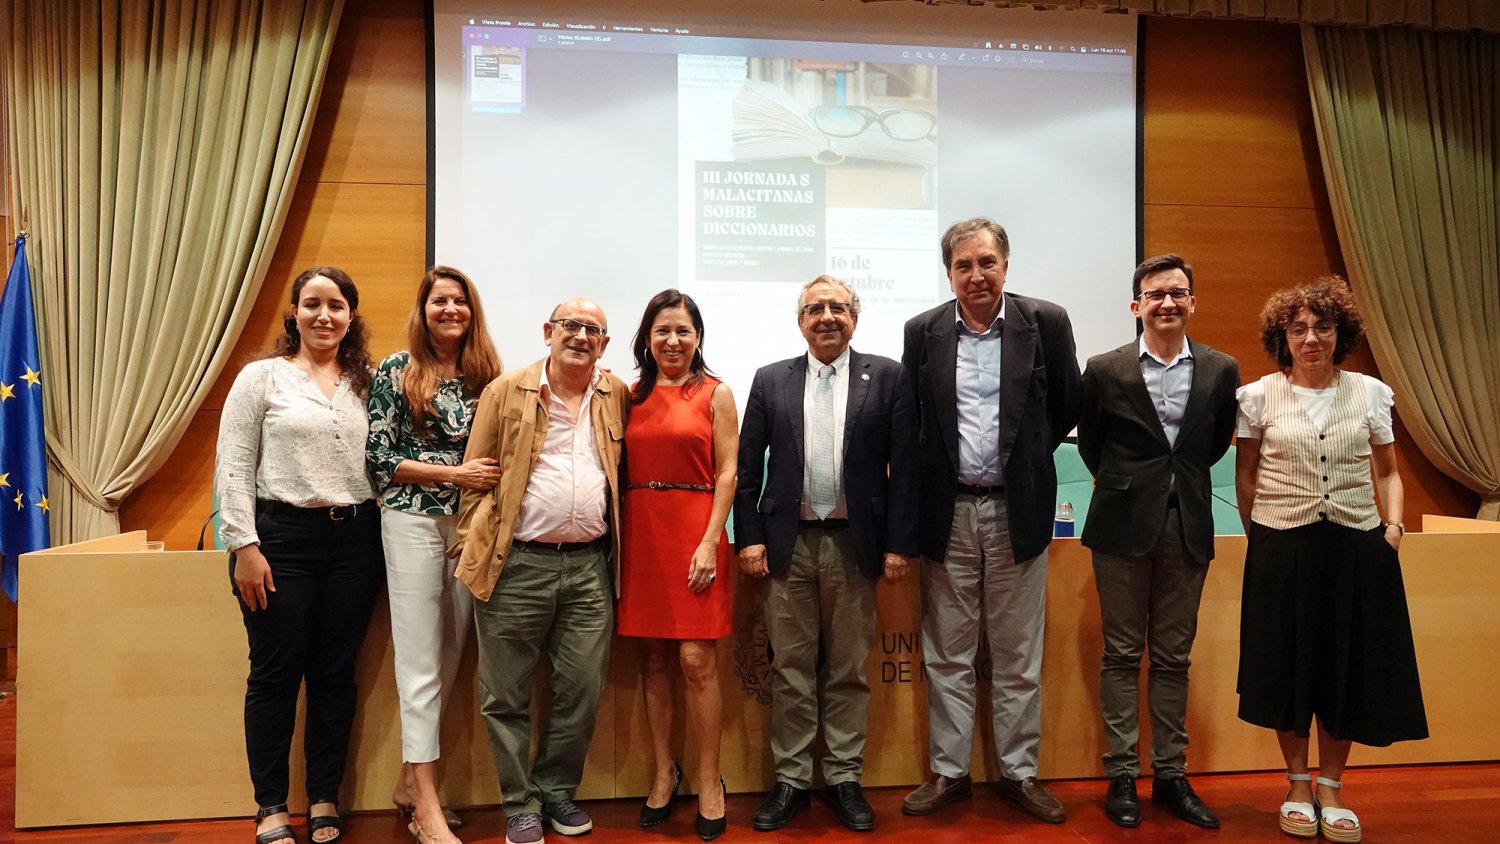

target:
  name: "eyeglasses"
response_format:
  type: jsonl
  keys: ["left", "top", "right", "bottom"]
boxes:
{"left": 1138, "top": 288, "right": 1191, "bottom": 304}
{"left": 550, "top": 318, "right": 607, "bottom": 339}
{"left": 810, "top": 106, "right": 937, "bottom": 142}
{"left": 801, "top": 301, "right": 852, "bottom": 318}
{"left": 1287, "top": 323, "right": 1336, "bottom": 340}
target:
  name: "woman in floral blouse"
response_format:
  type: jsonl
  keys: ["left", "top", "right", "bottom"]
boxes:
{"left": 367, "top": 266, "right": 501, "bottom": 844}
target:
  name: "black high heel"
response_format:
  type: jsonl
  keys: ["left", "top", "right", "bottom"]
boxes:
{"left": 696, "top": 777, "right": 728, "bottom": 841}
{"left": 640, "top": 761, "right": 683, "bottom": 827}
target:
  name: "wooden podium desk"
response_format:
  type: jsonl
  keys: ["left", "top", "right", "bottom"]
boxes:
{"left": 16, "top": 524, "right": 1500, "bottom": 827}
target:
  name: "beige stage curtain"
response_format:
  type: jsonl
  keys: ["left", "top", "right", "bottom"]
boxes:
{"left": 864, "top": 0, "right": 1500, "bottom": 34}
{"left": 1, "top": 0, "right": 345, "bottom": 542}
{"left": 1303, "top": 24, "right": 1500, "bottom": 519}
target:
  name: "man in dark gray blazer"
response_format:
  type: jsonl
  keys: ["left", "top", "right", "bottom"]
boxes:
{"left": 736, "top": 275, "right": 919, "bottom": 833}
{"left": 1077, "top": 253, "right": 1239, "bottom": 830}
{"left": 900, "top": 218, "right": 1082, "bottom": 824}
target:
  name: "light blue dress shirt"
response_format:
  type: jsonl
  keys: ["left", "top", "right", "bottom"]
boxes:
{"left": 1138, "top": 334, "right": 1194, "bottom": 448}
{"left": 956, "top": 301, "right": 1004, "bottom": 485}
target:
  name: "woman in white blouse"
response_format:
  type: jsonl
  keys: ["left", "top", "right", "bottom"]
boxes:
{"left": 1233, "top": 277, "right": 1426, "bottom": 844}
{"left": 216, "top": 266, "right": 384, "bottom": 844}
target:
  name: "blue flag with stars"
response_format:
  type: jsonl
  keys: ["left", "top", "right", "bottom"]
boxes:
{"left": 0, "top": 234, "right": 50, "bottom": 601}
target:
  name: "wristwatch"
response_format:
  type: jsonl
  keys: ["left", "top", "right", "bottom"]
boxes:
{"left": 1385, "top": 521, "right": 1405, "bottom": 534}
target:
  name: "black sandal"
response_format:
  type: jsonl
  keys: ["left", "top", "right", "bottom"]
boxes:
{"left": 307, "top": 800, "right": 344, "bottom": 843}
{"left": 254, "top": 804, "right": 297, "bottom": 844}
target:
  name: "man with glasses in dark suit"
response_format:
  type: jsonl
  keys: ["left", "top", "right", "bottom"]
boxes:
{"left": 1077, "top": 254, "right": 1239, "bottom": 829}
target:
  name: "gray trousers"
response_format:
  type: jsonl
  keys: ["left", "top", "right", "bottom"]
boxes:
{"left": 920, "top": 492, "right": 1048, "bottom": 780}
{"left": 473, "top": 543, "right": 613, "bottom": 815}
{"left": 1091, "top": 507, "right": 1207, "bottom": 778}
{"left": 767, "top": 524, "right": 878, "bottom": 788}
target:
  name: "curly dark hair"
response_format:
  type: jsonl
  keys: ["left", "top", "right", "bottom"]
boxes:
{"left": 271, "top": 265, "right": 375, "bottom": 398}
{"left": 1258, "top": 275, "right": 1365, "bottom": 369}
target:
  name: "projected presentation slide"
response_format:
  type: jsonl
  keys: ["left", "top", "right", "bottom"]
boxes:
{"left": 433, "top": 4, "right": 1138, "bottom": 401}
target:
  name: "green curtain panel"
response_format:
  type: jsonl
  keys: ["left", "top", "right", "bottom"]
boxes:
{"left": 2, "top": 0, "right": 345, "bottom": 543}
{"left": 1304, "top": 23, "right": 1500, "bottom": 518}
{"left": 863, "top": 1, "right": 1500, "bottom": 34}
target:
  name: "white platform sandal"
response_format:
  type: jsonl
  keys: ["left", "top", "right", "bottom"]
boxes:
{"left": 1278, "top": 772, "right": 1318, "bottom": 838}
{"left": 1315, "top": 776, "right": 1362, "bottom": 843}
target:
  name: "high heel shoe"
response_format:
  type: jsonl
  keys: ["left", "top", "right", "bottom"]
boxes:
{"left": 395, "top": 794, "right": 464, "bottom": 829}
{"left": 695, "top": 777, "right": 728, "bottom": 841}
{"left": 410, "top": 818, "right": 463, "bottom": 844}
{"left": 640, "top": 761, "right": 683, "bottom": 827}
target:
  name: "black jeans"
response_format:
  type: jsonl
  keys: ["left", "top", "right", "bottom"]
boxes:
{"left": 231, "top": 500, "right": 384, "bottom": 808}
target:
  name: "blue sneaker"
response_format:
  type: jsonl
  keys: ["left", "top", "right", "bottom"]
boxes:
{"left": 506, "top": 812, "right": 545, "bottom": 844}
{"left": 543, "top": 799, "right": 593, "bottom": 836}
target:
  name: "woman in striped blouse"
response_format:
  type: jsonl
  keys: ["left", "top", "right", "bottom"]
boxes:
{"left": 1233, "top": 277, "right": 1426, "bottom": 844}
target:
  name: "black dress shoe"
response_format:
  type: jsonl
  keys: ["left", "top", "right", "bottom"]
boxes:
{"left": 1104, "top": 774, "right": 1140, "bottom": 828}
{"left": 828, "top": 781, "right": 876, "bottom": 832}
{"left": 752, "top": 782, "right": 810, "bottom": 831}
{"left": 1152, "top": 776, "right": 1220, "bottom": 829}
{"left": 640, "top": 761, "right": 682, "bottom": 827}
{"left": 696, "top": 777, "right": 728, "bottom": 841}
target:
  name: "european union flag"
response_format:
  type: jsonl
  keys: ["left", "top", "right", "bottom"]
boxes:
{"left": 0, "top": 234, "right": 50, "bottom": 601}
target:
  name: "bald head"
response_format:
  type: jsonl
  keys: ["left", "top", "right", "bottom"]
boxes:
{"left": 544, "top": 297, "right": 610, "bottom": 379}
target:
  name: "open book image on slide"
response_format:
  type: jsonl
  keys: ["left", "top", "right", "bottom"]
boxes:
{"left": 731, "top": 75, "right": 937, "bottom": 168}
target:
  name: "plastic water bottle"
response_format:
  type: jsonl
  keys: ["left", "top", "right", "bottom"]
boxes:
{"left": 1054, "top": 501, "right": 1076, "bottom": 538}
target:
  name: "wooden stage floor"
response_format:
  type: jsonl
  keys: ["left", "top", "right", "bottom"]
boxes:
{"left": 3, "top": 695, "right": 1495, "bottom": 843}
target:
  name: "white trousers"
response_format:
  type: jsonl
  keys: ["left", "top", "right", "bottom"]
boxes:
{"left": 920, "top": 492, "right": 1049, "bottom": 780}
{"left": 381, "top": 507, "right": 473, "bottom": 762}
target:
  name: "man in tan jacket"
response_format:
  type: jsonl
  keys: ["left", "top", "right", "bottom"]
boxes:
{"left": 454, "top": 297, "right": 628, "bottom": 844}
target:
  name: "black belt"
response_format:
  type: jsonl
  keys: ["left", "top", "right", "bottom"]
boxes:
{"left": 957, "top": 483, "right": 1003, "bottom": 497}
{"left": 627, "top": 481, "right": 712, "bottom": 492}
{"left": 799, "top": 518, "right": 849, "bottom": 529}
{"left": 257, "top": 498, "right": 376, "bottom": 522}
{"left": 512, "top": 535, "right": 609, "bottom": 554}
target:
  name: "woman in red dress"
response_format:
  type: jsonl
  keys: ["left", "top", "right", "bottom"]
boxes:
{"left": 617, "top": 289, "right": 738, "bottom": 840}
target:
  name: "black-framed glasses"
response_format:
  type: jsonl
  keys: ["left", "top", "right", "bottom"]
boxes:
{"left": 551, "top": 318, "right": 607, "bottom": 339}
{"left": 801, "top": 301, "right": 851, "bottom": 318}
{"left": 810, "top": 105, "right": 936, "bottom": 141}
{"left": 1138, "top": 288, "right": 1191, "bottom": 304}
{"left": 1287, "top": 323, "right": 1336, "bottom": 340}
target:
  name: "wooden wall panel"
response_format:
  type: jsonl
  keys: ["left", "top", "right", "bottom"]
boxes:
{"left": 1140, "top": 15, "right": 1480, "bottom": 520}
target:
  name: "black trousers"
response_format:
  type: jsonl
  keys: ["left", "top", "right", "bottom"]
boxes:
{"left": 231, "top": 501, "right": 385, "bottom": 808}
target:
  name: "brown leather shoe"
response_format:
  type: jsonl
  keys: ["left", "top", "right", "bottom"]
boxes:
{"left": 998, "top": 776, "right": 1066, "bottom": 823}
{"left": 901, "top": 774, "right": 973, "bottom": 816}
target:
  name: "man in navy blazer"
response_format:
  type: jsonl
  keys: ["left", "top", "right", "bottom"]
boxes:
{"left": 1078, "top": 254, "right": 1238, "bottom": 830}
{"left": 735, "top": 275, "right": 919, "bottom": 833}
{"left": 900, "top": 218, "right": 1082, "bottom": 824}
